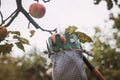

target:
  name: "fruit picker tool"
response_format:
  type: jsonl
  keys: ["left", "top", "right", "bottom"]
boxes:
{"left": 46, "top": 33, "right": 105, "bottom": 80}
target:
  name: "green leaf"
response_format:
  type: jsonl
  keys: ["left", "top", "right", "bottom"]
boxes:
{"left": 13, "top": 35, "right": 19, "bottom": 39}
{"left": 30, "top": 30, "right": 35, "bottom": 37}
{"left": 107, "top": 0, "right": 113, "bottom": 10}
{"left": 9, "top": 31, "right": 21, "bottom": 36}
{"left": 18, "top": 37, "right": 29, "bottom": 44}
{"left": 0, "top": 43, "right": 13, "bottom": 55}
{"left": 15, "top": 42, "right": 25, "bottom": 52}
{"left": 75, "top": 31, "right": 93, "bottom": 43}
{"left": 65, "top": 26, "right": 78, "bottom": 34}
{"left": 13, "top": 35, "right": 29, "bottom": 45}
{"left": 6, "top": 43, "right": 14, "bottom": 54}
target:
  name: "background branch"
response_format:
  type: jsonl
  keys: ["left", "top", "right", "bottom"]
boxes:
{"left": 0, "top": 9, "right": 18, "bottom": 26}
{"left": 4, "top": 9, "right": 20, "bottom": 27}
{"left": 0, "top": 0, "right": 1, "bottom": 8}
{"left": 0, "top": 11, "right": 3, "bottom": 26}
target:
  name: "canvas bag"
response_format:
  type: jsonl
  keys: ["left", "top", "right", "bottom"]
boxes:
{"left": 50, "top": 49, "right": 88, "bottom": 80}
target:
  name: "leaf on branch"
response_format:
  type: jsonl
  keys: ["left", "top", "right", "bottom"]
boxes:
{"left": 107, "top": 0, "right": 113, "bottom": 10}
{"left": 9, "top": 31, "right": 21, "bottom": 36}
{"left": 15, "top": 42, "right": 25, "bottom": 52}
{"left": 13, "top": 35, "right": 19, "bottom": 39}
{"left": 0, "top": 43, "right": 13, "bottom": 55}
{"left": 65, "top": 26, "right": 78, "bottom": 34}
{"left": 13, "top": 35, "right": 29, "bottom": 45}
{"left": 74, "top": 31, "right": 93, "bottom": 43}
{"left": 30, "top": 30, "right": 35, "bottom": 37}
{"left": 18, "top": 37, "right": 29, "bottom": 44}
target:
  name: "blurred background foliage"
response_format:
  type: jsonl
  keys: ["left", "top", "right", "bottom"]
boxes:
{"left": 0, "top": 0, "right": 120, "bottom": 80}
{"left": 0, "top": 51, "right": 52, "bottom": 80}
{"left": 89, "top": 0, "right": 120, "bottom": 80}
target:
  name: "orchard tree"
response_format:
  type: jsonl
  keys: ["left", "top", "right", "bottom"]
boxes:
{"left": 90, "top": 21, "right": 120, "bottom": 80}
{"left": 0, "top": 0, "right": 57, "bottom": 55}
{"left": 0, "top": 0, "right": 120, "bottom": 80}
{"left": 89, "top": 0, "right": 120, "bottom": 80}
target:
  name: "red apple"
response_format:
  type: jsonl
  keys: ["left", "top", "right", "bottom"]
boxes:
{"left": 51, "top": 33, "right": 66, "bottom": 45}
{"left": 0, "top": 26, "right": 7, "bottom": 41}
{"left": 29, "top": 3, "right": 46, "bottom": 18}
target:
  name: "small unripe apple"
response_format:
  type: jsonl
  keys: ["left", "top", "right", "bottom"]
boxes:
{"left": 51, "top": 33, "right": 66, "bottom": 45}
{"left": 29, "top": 3, "right": 46, "bottom": 18}
{"left": 0, "top": 26, "right": 7, "bottom": 41}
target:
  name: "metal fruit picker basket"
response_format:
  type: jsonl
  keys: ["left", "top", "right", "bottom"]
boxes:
{"left": 46, "top": 33, "right": 105, "bottom": 80}
{"left": 46, "top": 33, "right": 88, "bottom": 80}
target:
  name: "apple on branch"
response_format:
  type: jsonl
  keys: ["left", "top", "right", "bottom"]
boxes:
{"left": 0, "top": 26, "right": 8, "bottom": 41}
{"left": 29, "top": 3, "right": 46, "bottom": 18}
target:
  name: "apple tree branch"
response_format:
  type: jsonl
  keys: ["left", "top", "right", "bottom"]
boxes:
{"left": 0, "top": 0, "right": 56, "bottom": 34}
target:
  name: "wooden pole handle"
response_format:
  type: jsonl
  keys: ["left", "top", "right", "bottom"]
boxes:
{"left": 92, "top": 68, "right": 105, "bottom": 80}
{"left": 82, "top": 55, "right": 105, "bottom": 80}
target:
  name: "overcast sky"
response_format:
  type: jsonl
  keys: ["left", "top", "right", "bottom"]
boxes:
{"left": 1, "top": 0, "right": 120, "bottom": 56}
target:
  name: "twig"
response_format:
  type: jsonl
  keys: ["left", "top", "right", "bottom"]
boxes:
{"left": 0, "top": 11, "right": 3, "bottom": 26}
{"left": 42, "top": 0, "right": 50, "bottom": 3}
{"left": 4, "top": 9, "right": 20, "bottom": 27}
{"left": 4, "top": 9, "right": 18, "bottom": 24}
{"left": 28, "top": 21, "right": 31, "bottom": 29}
{"left": 0, "top": 9, "right": 18, "bottom": 26}
{"left": 0, "top": 0, "right": 1, "bottom": 8}
{"left": 21, "top": 8, "right": 57, "bottom": 34}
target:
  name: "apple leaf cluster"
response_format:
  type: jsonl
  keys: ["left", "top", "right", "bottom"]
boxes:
{"left": 0, "top": 31, "right": 29, "bottom": 55}
{"left": 65, "top": 26, "right": 93, "bottom": 43}
{"left": 0, "top": 0, "right": 56, "bottom": 55}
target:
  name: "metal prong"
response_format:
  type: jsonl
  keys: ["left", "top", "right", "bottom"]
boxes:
{"left": 46, "top": 41, "right": 50, "bottom": 51}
